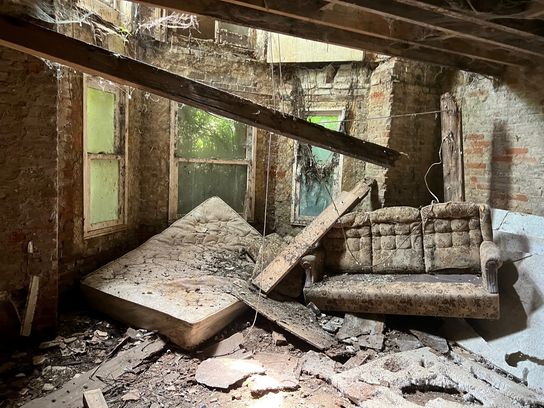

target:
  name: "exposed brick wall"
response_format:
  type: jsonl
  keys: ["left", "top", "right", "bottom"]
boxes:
{"left": 0, "top": 47, "right": 59, "bottom": 337}
{"left": 366, "top": 58, "right": 443, "bottom": 207}
{"left": 449, "top": 70, "right": 544, "bottom": 215}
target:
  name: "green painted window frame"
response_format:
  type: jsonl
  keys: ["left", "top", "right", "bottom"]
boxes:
{"left": 168, "top": 102, "right": 256, "bottom": 223}
{"left": 291, "top": 109, "right": 345, "bottom": 226}
{"left": 83, "top": 75, "right": 128, "bottom": 238}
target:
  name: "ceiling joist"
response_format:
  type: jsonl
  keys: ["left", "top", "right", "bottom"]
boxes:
{"left": 136, "top": 0, "right": 509, "bottom": 75}
{"left": 0, "top": 16, "right": 401, "bottom": 167}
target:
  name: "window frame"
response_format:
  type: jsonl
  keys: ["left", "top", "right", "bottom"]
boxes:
{"left": 168, "top": 101, "right": 256, "bottom": 223}
{"left": 83, "top": 75, "right": 128, "bottom": 239}
{"left": 291, "top": 109, "right": 345, "bottom": 226}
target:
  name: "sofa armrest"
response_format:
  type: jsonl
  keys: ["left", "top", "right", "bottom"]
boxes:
{"left": 480, "top": 241, "right": 501, "bottom": 294}
{"left": 300, "top": 248, "right": 325, "bottom": 288}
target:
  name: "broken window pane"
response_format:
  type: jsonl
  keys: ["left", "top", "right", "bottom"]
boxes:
{"left": 90, "top": 159, "right": 120, "bottom": 224}
{"left": 86, "top": 87, "right": 117, "bottom": 154}
{"left": 178, "top": 163, "right": 247, "bottom": 214}
{"left": 176, "top": 105, "right": 247, "bottom": 160}
{"left": 297, "top": 114, "right": 342, "bottom": 218}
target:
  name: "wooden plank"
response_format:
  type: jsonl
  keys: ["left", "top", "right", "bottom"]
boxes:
{"left": 20, "top": 275, "right": 40, "bottom": 337}
{"left": 253, "top": 180, "right": 372, "bottom": 294}
{"left": 82, "top": 389, "right": 108, "bottom": 408}
{"left": 396, "top": 0, "right": 544, "bottom": 41}
{"left": 136, "top": 0, "right": 507, "bottom": 75}
{"left": 22, "top": 338, "right": 165, "bottom": 408}
{"left": 441, "top": 92, "right": 464, "bottom": 202}
{"left": 0, "top": 16, "right": 400, "bottom": 167}
{"left": 337, "top": 0, "right": 544, "bottom": 58}
{"left": 218, "top": 0, "right": 534, "bottom": 68}
{"left": 229, "top": 280, "right": 336, "bottom": 350}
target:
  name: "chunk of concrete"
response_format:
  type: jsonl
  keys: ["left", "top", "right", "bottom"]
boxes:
{"left": 410, "top": 329, "right": 449, "bottom": 354}
{"left": 301, "top": 350, "right": 337, "bottom": 382}
{"left": 248, "top": 352, "right": 300, "bottom": 396}
{"left": 330, "top": 347, "right": 543, "bottom": 407}
{"left": 195, "top": 358, "right": 265, "bottom": 389}
{"left": 337, "top": 314, "right": 380, "bottom": 340}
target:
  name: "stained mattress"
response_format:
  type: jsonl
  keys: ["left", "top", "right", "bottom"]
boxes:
{"left": 81, "top": 197, "right": 261, "bottom": 349}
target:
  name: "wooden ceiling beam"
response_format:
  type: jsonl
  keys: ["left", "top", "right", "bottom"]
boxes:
{"left": 0, "top": 16, "right": 401, "bottom": 167}
{"left": 396, "top": 0, "right": 544, "bottom": 39}
{"left": 134, "top": 0, "right": 506, "bottom": 75}
{"left": 337, "top": 0, "right": 544, "bottom": 58}
{"left": 219, "top": 0, "right": 536, "bottom": 68}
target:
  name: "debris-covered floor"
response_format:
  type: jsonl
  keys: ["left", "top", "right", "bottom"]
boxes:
{"left": 1, "top": 303, "right": 543, "bottom": 408}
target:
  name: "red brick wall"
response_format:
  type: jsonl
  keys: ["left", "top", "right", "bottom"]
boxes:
{"left": 451, "top": 71, "right": 544, "bottom": 215}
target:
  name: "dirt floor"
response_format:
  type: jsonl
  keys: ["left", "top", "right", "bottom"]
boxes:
{"left": 0, "top": 304, "right": 542, "bottom": 408}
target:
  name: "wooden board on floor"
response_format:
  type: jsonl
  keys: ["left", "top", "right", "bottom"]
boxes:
{"left": 22, "top": 338, "right": 165, "bottom": 408}
{"left": 229, "top": 281, "right": 336, "bottom": 351}
{"left": 20, "top": 275, "right": 40, "bottom": 336}
{"left": 253, "top": 180, "right": 372, "bottom": 293}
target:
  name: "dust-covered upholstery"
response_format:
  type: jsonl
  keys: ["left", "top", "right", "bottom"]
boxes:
{"left": 421, "top": 202, "right": 491, "bottom": 273}
{"left": 322, "top": 211, "right": 372, "bottom": 273}
{"left": 369, "top": 207, "right": 425, "bottom": 273}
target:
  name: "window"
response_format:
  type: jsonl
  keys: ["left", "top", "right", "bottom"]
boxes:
{"left": 215, "top": 21, "right": 252, "bottom": 48}
{"left": 169, "top": 103, "right": 255, "bottom": 221}
{"left": 83, "top": 76, "right": 127, "bottom": 238}
{"left": 292, "top": 110, "right": 345, "bottom": 225}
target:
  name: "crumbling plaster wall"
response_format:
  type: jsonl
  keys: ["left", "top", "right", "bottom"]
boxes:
{"left": 448, "top": 70, "right": 544, "bottom": 216}
{"left": 0, "top": 46, "right": 59, "bottom": 337}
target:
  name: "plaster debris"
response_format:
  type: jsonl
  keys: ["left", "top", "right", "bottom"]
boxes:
{"left": 195, "top": 358, "right": 265, "bottom": 389}
{"left": 247, "top": 353, "right": 300, "bottom": 396}
{"left": 336, "top": 313, "right": 378, "bottom": 340}
{"left": 410, "top": 329, "right": 449, "bottom": 354}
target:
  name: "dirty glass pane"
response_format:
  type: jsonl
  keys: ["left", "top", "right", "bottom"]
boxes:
{"left": 86, "top": 87, "right": 116, "bottom": 154}
{"left": 178, "top": 163, "right": 247, "bottom": 214}
{"left": 176, "top": 105, "right": 247, "bottom": 160}
{"left": 90, "top": 159, "right": 120, "bottom": 224}
{"left": 298, "top": 114, "right": 341, "bottom": 218}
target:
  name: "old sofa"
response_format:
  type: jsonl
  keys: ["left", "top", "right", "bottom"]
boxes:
{"left": 302, "top": 202, "right": 501, "bottom": 319}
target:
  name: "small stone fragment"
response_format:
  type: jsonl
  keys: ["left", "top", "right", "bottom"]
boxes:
{"left": 321, "top": 317, "right": 344, "bottom": 334}
{"left": 38, "top": 337, "right": 63, "bottom": 350}
{"left": 272, "top": 331, "right": 287, "bottom": 346}
{"left": 195, "top": 358, "right": 265, "bottom": 389}
{"left": 337, "top": 314, "right": 379, "bottom": 340}
{"left": 301, "top": 350, "right": 337, "bottom": 382}
{"left": 200, "top": 332, "right": 243, "bottom": 358}
{"left": 343, "top": 351, "right": 371, "bottom": 370}
{"left": 359, "top": 334, "right": 384, "bottom": 351}
{"left": 125, "top": 327, "right": 141, "bottom": 340}
{"left": 121, "top": 389, "right": 141, "bottom": 401}
{"left": 390, "top": 331, "right": 423, "bottom": 352}
{"left": 32, "top": 355, "right": 46, "bottom": 366}
{"left": 410, "top": 329, "right": 449, "bottom": 354}
{"left": 42, "top": 383, "right": 55, "bottom": 392}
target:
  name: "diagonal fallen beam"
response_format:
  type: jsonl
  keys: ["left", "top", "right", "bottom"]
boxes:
{"left": 0, "top": 15, "right": 401, "bottom": 167}
{"left": 253, "top": 180, "right": 373, "bottom": 294}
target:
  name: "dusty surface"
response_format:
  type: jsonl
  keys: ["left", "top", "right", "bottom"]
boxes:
{"left": 1, "top": 305, "right": 543, "bottom": 408}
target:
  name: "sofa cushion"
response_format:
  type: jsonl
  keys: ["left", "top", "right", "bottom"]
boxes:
{"left": 369, "top": 207, "right": 425, "bottom": 273}
{"left": 322, "top": 211, "right": 372, "bottom": 273}
{"left": 421, "top": 202, "right": 487, "bottom": 273}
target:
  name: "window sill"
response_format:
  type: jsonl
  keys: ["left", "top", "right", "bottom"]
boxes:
{"left": 84, "top": 223, "right": 127, "bottom": 239}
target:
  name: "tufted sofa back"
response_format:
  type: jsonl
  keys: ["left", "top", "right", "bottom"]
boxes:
{"left": 421, "top": 202, "right": 491, "bottom": 273}
{"left": 320, "top": 202, "right": 492, "bottom": 275}
{"left": 369, "top": 207, "right": 425, "bottom": 273}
